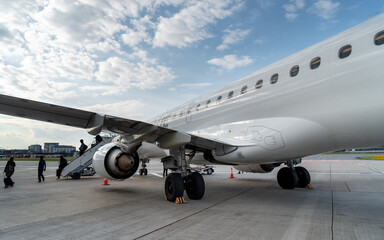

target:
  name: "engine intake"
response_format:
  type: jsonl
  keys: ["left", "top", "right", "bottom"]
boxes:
{"left": 93, "top": 142, "right": 139, "bottom": 180}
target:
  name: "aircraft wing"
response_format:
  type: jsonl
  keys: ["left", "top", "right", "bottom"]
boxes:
{"left": 0, "top": 94, "right": 232, "bottom": 151}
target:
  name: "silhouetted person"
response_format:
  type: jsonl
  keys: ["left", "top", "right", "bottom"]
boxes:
{"left": 56, "top": 155, "right": 68, "bottom": 179}
{"left": 4, "top": 157, "right": 15, "bottom": 188}
{"left": 95, "top": 135, "right": 102, "bottom": 144}
{"left": 91, "top": 135, "right": 103, "bottom": 148}
{"left": 79, "top": 139, "right": 87, "bottom": 156}
{"left": 38, "top": 156, "right": 46, "bottom": 182}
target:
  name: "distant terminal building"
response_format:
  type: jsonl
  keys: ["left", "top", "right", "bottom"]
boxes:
{"left": 28, "top": 144, "right": 42, "bottom": 153}
{"left": 44, "top": 143, "right": 59, "bottom": 153}
{"left": 44, "top": 143, "right": 76, "bottom": 154}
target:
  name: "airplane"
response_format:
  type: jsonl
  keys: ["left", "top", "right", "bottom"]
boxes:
{"left": 1, "top": 14, "right": 384, "bottom": 202}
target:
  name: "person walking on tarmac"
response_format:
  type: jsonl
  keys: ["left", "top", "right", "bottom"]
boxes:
{"left": 3, "top": 157, "right": 16, "bottom": 188}
{"left": 79, "top": 139, "right": 88, "bottom": 156}
{"left": 38, "top": 156, "right": 46, "bottom": 183}
{"left": 56, "top": 155, "right": 68, "bottom": 179}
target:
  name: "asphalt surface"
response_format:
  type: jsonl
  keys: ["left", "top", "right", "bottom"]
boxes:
{"left": 1, "top": 154, "right": 384, "bottom": 240}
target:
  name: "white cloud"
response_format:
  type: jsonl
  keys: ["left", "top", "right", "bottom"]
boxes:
{"left": 0, "top": 58, "right": 80, "bottom": 101}
{"left": 153, "top": 0, "right": 243, "bottom": 48}
{"left": 0, "top": 0, "right": 190, "bottom": 102}
{"left": 83, "top": 100, "right": 148, "bottom": 120}
{"left": 95, "top": 56, "right": 175, "bottom": 90}
{"left": 283, "top": 0, "right": 305, "bottom": 20}
{"left": 33, "top": 0, "right": 127, "bottom": 44}
{"left": 217, "top": 28, "right": 251, "bottom": 51}
{"left": 256, "top": 0, "right": 275, "bottom": 10}
{"left": 180, "top": 83, "right": 213, "bottom": 88}
{"left": 0, "top": 116, "right": 95, "bottom": 149}
{"left": 121, "top": 15, "right": 155, "bottom": 47}
{"left": 308, "top": 0, "right": 340, "bottom": 20}
{"left": 207, "top": 55, "right": 253, "bottom": 71}
{"left": 254, "top": 39, "right": 264, "bottom": 45}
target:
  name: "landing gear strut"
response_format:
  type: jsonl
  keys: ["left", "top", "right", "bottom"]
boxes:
{"left": 162, "top": 146, "right": 205, "bottom": 202}
{"left": 277, "top": 159, "right": 311, "bottom": 189}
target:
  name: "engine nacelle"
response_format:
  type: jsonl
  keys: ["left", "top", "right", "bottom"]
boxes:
{"left": 93, "top": 142, "right": 139, "bottom": 180}
{"left": 234, "top": 163, "right": 277, "bottom": 173}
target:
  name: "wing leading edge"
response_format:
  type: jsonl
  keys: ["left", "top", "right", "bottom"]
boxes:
{"left": 0, "top": 94, "right": 232, "bottom": 151}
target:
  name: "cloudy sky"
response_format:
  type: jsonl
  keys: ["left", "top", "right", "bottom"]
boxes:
{"left": 0, "top": 0, "right": 382, "bottom": 149}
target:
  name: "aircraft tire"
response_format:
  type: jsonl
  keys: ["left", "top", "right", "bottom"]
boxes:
{"left": 139, "top": 169, "right": 143, "bottom": 175}
{"left": 144, "top": 169, "right": 148, "bottom": 175}
{"left": 71, "top": 172, "right": 81, "bottom": 180}
{"left": 295, "top": 166, "right": 311, "bottom": 188}
{"left": 206, "top": 168, "right": 213, "bottom": 175}
{"left": 277, "top": 167, "right": 298, "bottom": 189}
{"left": 185, "top": 172, "right": 205, "bottom": 200}
{"left": 165, "top": 173, "right": 184, "bottom": 202}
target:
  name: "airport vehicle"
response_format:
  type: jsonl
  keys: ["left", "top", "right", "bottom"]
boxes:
{"left": 1, "top": 15, "right": 384, "bottom": 202}
{"left": 188, "top": 165, "right": 214, "bottom": 175}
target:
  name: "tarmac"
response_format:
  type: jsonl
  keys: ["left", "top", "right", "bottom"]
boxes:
{"left": 0, "top": 154, "right": 384, "bottom": 240}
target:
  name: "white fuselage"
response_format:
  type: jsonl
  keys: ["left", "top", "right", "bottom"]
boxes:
{"left": 150, "top": 15, "right": 384, "bottom": 166}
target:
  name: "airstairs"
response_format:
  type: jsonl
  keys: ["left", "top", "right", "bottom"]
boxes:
{"left": 62, "top": 137, "right": 112, "bottom": 179}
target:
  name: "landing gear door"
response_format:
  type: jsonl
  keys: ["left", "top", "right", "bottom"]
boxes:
{"left": 186, "top": 104, "right": 193, "bottom": 123}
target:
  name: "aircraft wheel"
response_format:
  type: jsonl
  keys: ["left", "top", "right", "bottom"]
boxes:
{"left": 185, "top": 172, "right": 205, "bottom": 200}
{"left": 206, "top": 168, "right": 213, "bottom": 175}
{"left": 277, "top": 167, "right": 298, "bottom": 189}
{"left": 139, "top": 169, "right": 143, "bottom": 175}
{"left": 144, "top": 169, "right": 148, "bottom": 176}
{"left": 295, "top": 166, "right": 311, "bottom": 188}
{"left": 71, "top": 172, "right": 81, "bottom": 180}
{"left": 165, "top": 173, "right": 184, "bottom": 202}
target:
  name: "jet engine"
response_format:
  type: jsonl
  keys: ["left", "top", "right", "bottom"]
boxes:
{"left": 234, "top": 163, "right": 280, "bottom": 173}
{"left": 93, "top": 142, "right": 140, "bottom": 180}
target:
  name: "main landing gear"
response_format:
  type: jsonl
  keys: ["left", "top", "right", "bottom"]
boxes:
{"left": 277, "top": 160, "right": 311, "bottom": 189}
{"left": 162, "top": 146, "right": 205, "bottom": 202}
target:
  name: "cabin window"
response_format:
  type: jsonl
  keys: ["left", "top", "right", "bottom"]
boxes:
{"left": 227, "top": 91, "right": 234, "bottom": 99}
{"left": 339, "top": 45, "right": 352, "bottom": 59}
{"left": 241, "top": 85, "right": 248, "bottom": 94}
{"left": 270, "top": 73, "right": 278, "bottom": 84}
{"left": 196, "top": 104, "right": 201, "bottom": 111}
{"left": 216, "top": 96, "right": 222, "bottom": 103}
{"left": 290, "top": 65, "right": 299, "bottom": 77}
{"left": 206, "top": 100, "right": 211, "bottom": 108}
{"left": 310, "top": 57, "right": 321, "bottom": 69}
{"left": 255, "top": 79, "right": 263, "bottom": 89}
{"left": 374, "top": 31, "right": 384, "bottom": 45}
{"left": 179, "top": 111, "right": 183, "bottom": 117}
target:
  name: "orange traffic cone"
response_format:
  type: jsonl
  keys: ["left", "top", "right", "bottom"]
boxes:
{"left": 230, "top": 167, "right": 235, "bottom": 178}
{"left": 103, "top": 179, "right": 110, "bottom": 185}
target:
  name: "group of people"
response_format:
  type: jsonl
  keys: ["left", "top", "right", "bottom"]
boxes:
{"left": 3, "top": 138, "right": 96, "bottom": 188}
{"left": 3, "top": 155, "right": 68, "bottom": 188}
{"left": 3, "top": 137, "right": 103, "bottom": 188}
